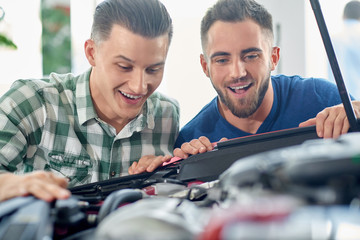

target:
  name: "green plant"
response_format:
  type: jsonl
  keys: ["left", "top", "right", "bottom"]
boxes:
{"left": 41, "top": 2, "right": 71, "bottom": 75}
{"left": 0, "top": 6, "right": 17, "bottom": 50}
{"left": 0, "top": 33, "right": 17, "bottom": 49}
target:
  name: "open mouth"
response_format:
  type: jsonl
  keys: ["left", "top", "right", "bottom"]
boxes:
{"left": 228, "top": 83, "right": 252, "bottom": 93}
{"left": 119, "top": 91, "right": 142, "bottom": 100}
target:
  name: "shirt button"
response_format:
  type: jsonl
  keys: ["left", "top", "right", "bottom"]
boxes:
{"left": 110, "top": 171, "right": 116, "bottom": 177}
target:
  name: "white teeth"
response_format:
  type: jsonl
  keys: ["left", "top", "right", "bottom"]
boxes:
{"left": 230, "top": 83, "right": 251, "bottom": 90}
{"left": 120, "top": 91, "right": 142, "bottom": 99}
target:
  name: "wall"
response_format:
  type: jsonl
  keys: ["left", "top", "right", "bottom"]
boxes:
{"left": 159, "top": 0, "right": 218, "bottom": 127}
{"left": 0, "top": 0, "right": 42, "bottom": 95}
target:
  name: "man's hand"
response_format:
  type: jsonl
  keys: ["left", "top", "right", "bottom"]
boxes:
{"left": 128, "top": 154, "right": 172, "bottom": 175}
{"left": 173, "top": 136, "right": 227, "bottom": 159}
{"left": 299, "top": 101, "right": 360, "bottom": 138}
{"left": 0, "top": 171, "right": 70, "bottom": 202}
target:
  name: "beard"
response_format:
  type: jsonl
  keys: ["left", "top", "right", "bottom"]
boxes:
{"left": 213, "top": 72, "right": 270, "bottom": 118}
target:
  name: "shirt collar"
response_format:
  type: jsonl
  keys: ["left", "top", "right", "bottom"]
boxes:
{"left": 117, "top": 96, "right": 155, "bottom": 139}
{"left": 76, "top": 68, "right": 98, "bottom": 125}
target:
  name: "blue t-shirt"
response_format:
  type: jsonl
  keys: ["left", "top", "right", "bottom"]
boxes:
{"left": 175, "top": 75, "right": 344, "bottom": 148}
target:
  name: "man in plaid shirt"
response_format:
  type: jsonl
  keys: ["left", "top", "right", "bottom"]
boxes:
{"left": 0, "top": 0, "right": 179, "bottom": 202}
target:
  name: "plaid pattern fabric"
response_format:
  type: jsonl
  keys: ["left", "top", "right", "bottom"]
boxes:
{"left": 0, "top": 69, "right": 179, "bottom": 187}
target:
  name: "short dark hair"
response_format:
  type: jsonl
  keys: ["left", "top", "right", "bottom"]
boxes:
{"left": 91, "top": 0, "right": 173, "bottom": 45}
{"left": 344, "top": 1, "right": 360, "bottom": 20}
{"left": 201, "top": 0, "right": 273, "bottom": 53}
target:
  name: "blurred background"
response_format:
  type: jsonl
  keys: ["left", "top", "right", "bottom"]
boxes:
{"left": 0, "top": 0, "right": 354, "bottom": 127}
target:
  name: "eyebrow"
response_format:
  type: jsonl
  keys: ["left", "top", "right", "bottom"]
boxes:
{"left": 241, "top": 47, "right": 263, "bottom": 55}
{"left": 115, "top": 55, "right": 165, "bottom": 67}
{"left": 210, "top": 51, "right": 230, "bottom": 60}
{"left": 210, "top": 47, "right": 263, "bottom": 60}
{"left": 115, "top": 55, "right": 134, "bottom": 63}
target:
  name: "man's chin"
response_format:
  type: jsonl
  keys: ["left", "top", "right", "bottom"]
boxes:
{"left": 227, "top": 102, "right": 258, "bottom": 119}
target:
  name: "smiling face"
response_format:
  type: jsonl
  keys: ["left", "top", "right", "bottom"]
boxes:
{"left": 85, "top": 24, "right": 169, "bottom": 130}
{"left": 201, "top": 20, "right": 279, "bottom": 121}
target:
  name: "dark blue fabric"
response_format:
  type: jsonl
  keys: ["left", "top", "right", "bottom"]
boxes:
{"left": 175, "top": 75, "right": 345, "bottom": 148}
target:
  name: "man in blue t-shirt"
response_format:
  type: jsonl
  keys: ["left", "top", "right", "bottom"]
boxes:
{"left": 173, "top": 0, "right": 360, "bottom": 158}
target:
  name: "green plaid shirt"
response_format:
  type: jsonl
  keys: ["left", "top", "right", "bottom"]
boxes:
{"left": 0, "top": 69, "right": 179, "bottom": 187}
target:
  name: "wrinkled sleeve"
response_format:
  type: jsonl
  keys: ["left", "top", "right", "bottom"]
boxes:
{"left": 0, "top": 80, "right": 45, "bottom": 173}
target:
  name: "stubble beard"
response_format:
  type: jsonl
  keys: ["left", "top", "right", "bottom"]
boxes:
{"left": 214, "top": 72, "right": 270, "bottom": 119}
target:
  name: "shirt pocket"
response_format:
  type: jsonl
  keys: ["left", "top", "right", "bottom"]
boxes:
{"left": 48, "top": 151, "right": 93, "bottom": 186}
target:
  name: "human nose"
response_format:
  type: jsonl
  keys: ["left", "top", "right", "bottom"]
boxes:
{"left": 128, "top": 69, "right": 147, "bottom": 94}
{"left": 229, "top": 58, "right": 246, "bottom": 79}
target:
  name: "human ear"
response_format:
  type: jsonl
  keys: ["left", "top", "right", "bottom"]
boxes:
{"left": 84, "top": 39, "right": 96, "bottom": 67}
{"left": 270, "top": 47, "right": 280, "bottom": 71}
{"left": 200, "top": 54, "right": 210, "bottom": 78}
